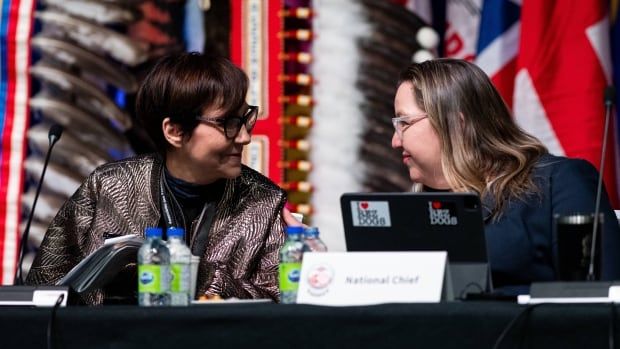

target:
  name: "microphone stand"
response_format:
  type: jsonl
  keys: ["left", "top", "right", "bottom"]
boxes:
{"left": 0, "top": 125, "right": 68, "bottom": 307}
{"left": 586, "top": 86, "right": 614, "bottom": 281}
{"left": 14, "top": 125, "right": 63, "bottom": 285}
{"left": 527, "top": 87, "right": 620, "bottom": 302}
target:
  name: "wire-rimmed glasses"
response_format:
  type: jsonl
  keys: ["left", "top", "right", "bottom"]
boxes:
{"left": 391, "top": 114, "right": 428, "bottom": 139}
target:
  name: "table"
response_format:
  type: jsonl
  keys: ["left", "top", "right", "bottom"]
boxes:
{"left": 1, "top": 301, "right": 617, "bottom": 349}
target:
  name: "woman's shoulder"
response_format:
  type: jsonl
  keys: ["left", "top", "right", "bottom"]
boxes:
{"left": 534, "top": 153, "right": 597, "bottom": 176}
{"left": 238, "top": 165, "right": 286, "bottom": 197}
{"left": 533, "top": 153, "right": 599, "bottom": 189}
{"left": 89, "top": 153, "right": 161, "bottom": 180}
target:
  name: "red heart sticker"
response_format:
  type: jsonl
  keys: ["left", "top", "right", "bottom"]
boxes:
{"left": 360, "top": 202, "right": 369, "bottom": 210}
{"left": 432, "top": 201, "right": 442, "bottom": 209}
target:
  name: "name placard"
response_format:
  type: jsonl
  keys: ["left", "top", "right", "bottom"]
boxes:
{"left": 297, "top": 251, "right": 450, "bottom": 306}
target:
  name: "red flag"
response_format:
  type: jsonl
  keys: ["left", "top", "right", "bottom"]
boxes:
{"left": 514, "top": 0, "right": 618, "bottom": 205}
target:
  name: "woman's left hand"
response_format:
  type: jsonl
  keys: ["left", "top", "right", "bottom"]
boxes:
{"left": 282, "top": 206, "right": 306, "bottom": 227}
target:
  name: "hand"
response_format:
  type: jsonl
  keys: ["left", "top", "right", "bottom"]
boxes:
{"left": 282, "top": 206, "right": 306, "bottom": 227}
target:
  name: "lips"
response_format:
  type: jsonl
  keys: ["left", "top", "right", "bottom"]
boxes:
{"left": 402, "top": 153, "right": 411, "bottom": 163}
{"left": 224, "top": 153, "right": 242, "bottom": 166}
{"left": 229, "top": 147, "right": 243, "bottom": 156}
{"left": 226, "top": 149, "right": 242, "bottom": 157}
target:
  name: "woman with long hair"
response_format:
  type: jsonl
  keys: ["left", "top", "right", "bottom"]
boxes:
{"left": 393, "top": 58, "right": 620, "bottom": 291}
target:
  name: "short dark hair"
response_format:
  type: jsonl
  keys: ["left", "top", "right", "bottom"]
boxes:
{"left": 135, "top": 51, "right": 249, "bottom": 153}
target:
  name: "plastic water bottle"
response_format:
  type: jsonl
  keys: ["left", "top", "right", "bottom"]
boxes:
{"left": 279, "top": 226, "right": 304, "bottom": 304}
{"left": 302, "top": 227, "right": 328, "bottom": 252}
{"left": 167, "top": 227, "right": 191, "bottom": 306}
{"left": 138, "top": 227, "right": 171, "bottom": 306}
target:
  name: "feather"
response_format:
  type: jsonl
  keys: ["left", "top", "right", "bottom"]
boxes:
{"left": 20, "top": 221, "right": 48, "bottom": 248}
{"left": 35, "top": 10, "right": 149, "bottom": 66}
{"left": 30, "top": 60, "right": 133, "bottom": 132}
{"left": 30, "top": 93, "right": 134, "bottom": 159}
{"left": 27, "top": 123, "right": 109, "bottom": 177}
{"left": 40, "top": 0, "right": 138, "bottom": 25}
{"left": 358, "top": 38, "right": 412, "bottom": 69}
{"left": 24, "top": 156, "right": 82, "bottom": 198}
{"left": 358, "top": 0, "right": 427, "bottom": 30}
{"left": 309, "top": 0, "right": 372, "bottom": 251}
{"left": 32, "top": 35, "right": 139, "bottom": 92}
{"left": 21, "top": 189, "right": 65, "bottom": 224}
{"left": 355, "top": 1, "right": 428, "bottom": 193}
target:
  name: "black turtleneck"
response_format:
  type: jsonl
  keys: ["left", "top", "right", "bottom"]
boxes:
{"left": 422, "top": 185, "right": 451, "bottom": 193}
{"left": 163, "top": 167, "right": 225, "bottom": 236}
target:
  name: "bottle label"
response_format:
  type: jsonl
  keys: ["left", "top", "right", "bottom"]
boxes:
{"left": 279, "top": 262, "right": 302, "bottom": 292}
{"left": 138, "top": 264, "right": 169, "bottom": 293}
{"left": 170, "top": 263, "right": 190, "bottom": 292}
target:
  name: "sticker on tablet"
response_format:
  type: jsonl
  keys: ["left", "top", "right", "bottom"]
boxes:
{"left": 428, "top": 201, "right": 458, "bottom": 226}
{"left": 351, "top": 201, "right": 391, "bottom": 227}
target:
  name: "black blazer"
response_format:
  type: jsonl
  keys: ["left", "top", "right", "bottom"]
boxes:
{"left": 484, "top": 154, "right": 620, "bottom": 293}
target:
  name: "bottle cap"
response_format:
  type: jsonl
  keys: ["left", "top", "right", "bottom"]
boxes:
{"left": 167, "top": 227, "right": 185, "bottom": 238}
{"left": 285, "top": 226, "right": 304, "bottom": 235}
{"left": 145, "top": 227, "right": 163, "bottom": 238}
{"left": 305, "top": 227, "right": 319, "bottom": 236}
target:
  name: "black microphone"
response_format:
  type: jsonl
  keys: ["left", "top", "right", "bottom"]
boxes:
{"left": 14, "top": 124, "right": 63, "bottom": 285}
{"left": 586, "top": 86, "right": 615, "bottom": 281}
{"left": 48, "top": 124, "right": 63, "bottom": 144}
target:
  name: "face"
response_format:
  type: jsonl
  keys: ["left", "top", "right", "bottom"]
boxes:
{"left": 392, "top": 82, "right": 447, "bottom": 189}
{"left": 165, "top": 104, "right": 252, "bottom": 184}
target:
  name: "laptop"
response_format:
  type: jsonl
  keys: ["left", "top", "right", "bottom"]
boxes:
{"left": 341, "top": 192, "right": 492, "bottom": 296}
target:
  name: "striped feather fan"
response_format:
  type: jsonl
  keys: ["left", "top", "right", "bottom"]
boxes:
{"left": 310, "top": 0, "right": 431, "bottom": 250}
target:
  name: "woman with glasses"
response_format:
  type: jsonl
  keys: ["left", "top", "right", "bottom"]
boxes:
{"left": 27, "top": 52, "right": 298, "bottom": 304}
{"left": 392, "top": 59, "right": 620, "bottom": 293}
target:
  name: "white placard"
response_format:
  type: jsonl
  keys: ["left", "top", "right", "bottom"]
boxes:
{"left": 518, "top": 285, "right": 620, "bottom": 304}
{"left": 609, "top": 286, "right": 620, "bottom": 302}
{"left": 297, "top": 251, "right": 450, "bottom": 306}
{"left": 33, "top": 290, "right": 68, "bottom": 307}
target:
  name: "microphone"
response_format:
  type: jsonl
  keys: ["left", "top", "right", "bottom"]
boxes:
{"left": 14, "top": 124, "right": 63, "bottom": 285}
{"left": 586, "top": 86, "right": 615, "bottom": 281}
{"left": 48, "top": 124, "right": 63, "bottom": 144}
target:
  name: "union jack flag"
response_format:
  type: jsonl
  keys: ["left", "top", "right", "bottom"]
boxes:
{"left": 448, "top": 0, "right": 619, "bottom": 206}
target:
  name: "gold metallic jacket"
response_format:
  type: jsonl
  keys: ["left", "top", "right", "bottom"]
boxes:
{"left": 26, "top": 153, "right": 287, "bottom": 304}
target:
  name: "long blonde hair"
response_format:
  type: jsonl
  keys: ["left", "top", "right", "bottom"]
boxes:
{"left": 400, "top": 59, "right": 547, "bottom": 219}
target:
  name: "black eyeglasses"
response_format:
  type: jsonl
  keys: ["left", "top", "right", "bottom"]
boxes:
{"left": 196, "top": 105, "right": 259, "bottom": 139}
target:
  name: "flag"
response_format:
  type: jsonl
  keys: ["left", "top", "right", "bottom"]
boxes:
{"left": 610, "top": 0, "right": 620, "bottom": 196}
{"left": 0, "top": 0, "right": 35, "bottom": 284}
{"left": 475, "top": 0, "right": 520, "bottom": 108}
{"left": 444, "top": 0, "right": 482, "bottom": 62}
{"left": 468, "top": 0, "right": 618, "bottom": 205}
{"left": 513, "top": 0, "right": 618, "bottom": 205}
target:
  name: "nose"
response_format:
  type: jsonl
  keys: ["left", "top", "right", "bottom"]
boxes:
{"left": 235, "top": 124, "right": 252, "bottom": 145}
{"left": 391, "top": 131, "right": 401, "bottom": 149}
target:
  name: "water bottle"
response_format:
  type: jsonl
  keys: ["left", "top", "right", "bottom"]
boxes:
{"left": 278, "top": 226, "right": 304, "bottom": 304}
{"left": 302, "top": 227, "right": 328, "bottom": 252}
{"left": 138, "top": 227, "right": 171, "bottom": 306}
{"left": 167, "top": 227, "right": 191, "bottom": 306}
